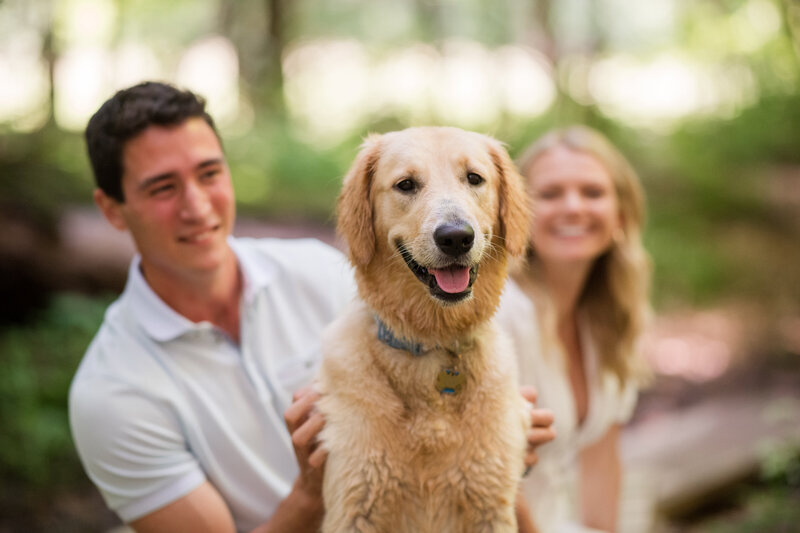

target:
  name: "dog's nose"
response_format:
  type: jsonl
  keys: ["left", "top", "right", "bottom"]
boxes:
{"left": 434, "top": 222, "right": 475, "bottom": 256}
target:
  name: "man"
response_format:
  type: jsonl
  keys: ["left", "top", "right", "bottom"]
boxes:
{"left": 70, "top": 81, "right": 555, "bottom": 533}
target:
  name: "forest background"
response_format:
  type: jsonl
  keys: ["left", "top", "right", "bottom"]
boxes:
{"left": 1, "top": 0, "right": 799, "bottom": 531}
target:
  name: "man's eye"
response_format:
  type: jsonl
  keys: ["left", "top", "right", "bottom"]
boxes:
{"left": 395, "top": 178, "right": 418, "bottom": 193}
{"left": 150, "top": 185, "right": 174, "bottom": 196}
{"left": 201, "top": 169, "right": 220, "bottom": 181}
{"left": 467, "top": 172, "right": 484, "bottom": 186}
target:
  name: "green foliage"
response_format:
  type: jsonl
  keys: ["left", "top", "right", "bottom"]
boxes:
{"left": 0, "top": 293, "right": 110, "bottom": 489}
{"left": 671, "top": 92, "right": 800, "bottom": 170}
{"left": 296, "top": 0, "right": 518, "bottom": 46}
{"left": 638, "top": 90, "right": 800, "bottom": 306}
{"left": 694, "top": 485, "right": 800, "bottom": 532}
{"left": 226, "top": 116, "right": 362, "bottom": 222}
{"left": 1, "top": 0, "right": 800, "bottom": 313}
{"left": 221, "top": 87, "right": 800, "bottom": 309}
{"left": 645, "top": 214, "right": 732, "bottom": 306}
{"left": 0, "top": 126, "right": 92, "bottom": 221}
{"left": 685, "top": 444, "right": 800, "bottom": 532}
{"left": 760, "top": 441, "right": 800, "bottom": 487}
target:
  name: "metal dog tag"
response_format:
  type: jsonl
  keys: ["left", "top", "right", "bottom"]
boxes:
{"left": 436, "top": 367, "right": 466, "bottom": 395}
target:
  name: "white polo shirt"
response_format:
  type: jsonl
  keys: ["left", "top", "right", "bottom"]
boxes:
{"left": 69, "top": 237, "right": 356, "bottom": 531}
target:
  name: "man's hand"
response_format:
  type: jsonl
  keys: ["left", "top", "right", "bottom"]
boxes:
{"left": 520, "top": 386, "right": 556, "bottom": 471}
{"left": 246, "top": 385, "right": 329, "bottom": 533}
{"left": 284, "top": 385, "right": 328, "bottom": 498}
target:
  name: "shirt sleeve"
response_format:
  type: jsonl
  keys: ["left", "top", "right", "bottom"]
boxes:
{"left": 307, "top": 239, "right": 358, "bottom": 309}
{"left": 615, "top": 379, "right": 639, "bottom": 424}
{"left": 69, "top": 376, "right": 205, "bottom": 523}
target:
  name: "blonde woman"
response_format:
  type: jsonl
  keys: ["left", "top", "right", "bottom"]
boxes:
{"left": 497, "top": 126, "right": 651, "bottom": 533}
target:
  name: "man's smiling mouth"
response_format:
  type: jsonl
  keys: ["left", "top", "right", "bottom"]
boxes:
{"left": 178, "top": 224, "right": 221, "bottom": 244}
{"left": 396, "top": 241, "right": 478, "bottom": 303}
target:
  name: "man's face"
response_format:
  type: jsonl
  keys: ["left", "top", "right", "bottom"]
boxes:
{"left": 96, "top": 117, "right": 236, "bottom": 282}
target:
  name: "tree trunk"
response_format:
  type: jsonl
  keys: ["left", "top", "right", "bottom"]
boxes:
{"left": 779, "top": 0, "right": 800, "bottom": 74}
{"left": 41, "top": 10, "right": 57, "bottom": 129}
{"left": 263, "top": 0, "right": 287, "bottom": 112}
{"left": 415, "top": 0, "right": 443, "bottom": 43}
{"left": 535, "top": 0, "right": 557, "bottom": 64}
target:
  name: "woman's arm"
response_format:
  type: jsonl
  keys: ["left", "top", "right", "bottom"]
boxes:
{"left": 515, "top": 487, "right": 539, "bottom": 533}
{"left": 579, "top": 424, "right": 623, "bottom": 532}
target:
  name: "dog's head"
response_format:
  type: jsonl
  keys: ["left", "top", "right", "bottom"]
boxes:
{"left": 338, "top": 127, "right": 529, "bottom": 339}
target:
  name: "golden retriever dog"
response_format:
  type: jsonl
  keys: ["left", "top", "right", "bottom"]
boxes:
{"left": 317, "top": 127, "right": 531, "bottom": 533}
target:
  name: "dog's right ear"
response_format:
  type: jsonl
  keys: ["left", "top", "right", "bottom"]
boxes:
{"left": 337, "top": 134, "right": 382, "bottom": 267}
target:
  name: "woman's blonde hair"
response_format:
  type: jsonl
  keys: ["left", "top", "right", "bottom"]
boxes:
{"left": 514, "top": 125, "right": 652, "bottom": 386}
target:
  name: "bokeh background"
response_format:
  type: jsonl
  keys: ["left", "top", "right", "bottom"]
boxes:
{"left": 1, "top": 0, "right": 799, "bottom": 531}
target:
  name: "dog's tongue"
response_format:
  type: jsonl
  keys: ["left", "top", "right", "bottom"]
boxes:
{"left": 430, "top": 266, "right": 470, "bottom": 294}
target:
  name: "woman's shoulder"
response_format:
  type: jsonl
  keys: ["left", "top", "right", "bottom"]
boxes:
{"left": 595, "top": 369, "right": 639, "bottom": 424}
{"left": 496, "top": 277, "right": 538, "bottom": 325}
{"left": 495, "top": 278, "right": 553, "bottom": 381}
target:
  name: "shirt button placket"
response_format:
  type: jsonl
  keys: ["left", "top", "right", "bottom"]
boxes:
{"left": 239, "top": 308, "right": 273, "bottom": 408}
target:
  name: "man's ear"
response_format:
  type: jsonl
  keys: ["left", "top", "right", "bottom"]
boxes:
{"left": 93, "top": 189, "right": 128, "bottom": 231}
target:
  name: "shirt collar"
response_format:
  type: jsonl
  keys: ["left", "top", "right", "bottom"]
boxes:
{"left": 125, "top": 237, "right": 278, "bottom": 342}
{"left": 229, "top": 236, "right": 278, "bottom": 303}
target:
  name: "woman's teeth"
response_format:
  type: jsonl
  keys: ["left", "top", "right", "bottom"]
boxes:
{"left": 554, "top": 225, "right": 588, "bottom": 237}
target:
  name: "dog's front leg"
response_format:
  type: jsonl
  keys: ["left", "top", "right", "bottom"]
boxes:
{"left": 464, "top": 499, "right": 518, "bottom": 533}
{"left": 322, "top": 449, "right": 412, "bottom": 533}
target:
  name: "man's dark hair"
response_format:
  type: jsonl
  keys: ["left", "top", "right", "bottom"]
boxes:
{"left": 85, "top": 81, "right": 219, "bottom": 202}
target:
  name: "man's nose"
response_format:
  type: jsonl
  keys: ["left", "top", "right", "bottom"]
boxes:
{"left": 563, "top": 190, "right": 583, "bottom": 211}
{"left": 180, "top": 182, "right": 211, "bottom": 219}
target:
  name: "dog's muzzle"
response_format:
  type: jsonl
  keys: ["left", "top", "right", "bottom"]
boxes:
{"left": 397, "top": 238, "right": 478, "bottom": 304}
{"left": 434, "top": 222, "right": 474, "bottom": 257}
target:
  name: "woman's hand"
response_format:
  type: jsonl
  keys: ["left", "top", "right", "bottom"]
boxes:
{"left": 520, "top": 386, "right": 556, "bottom": 472}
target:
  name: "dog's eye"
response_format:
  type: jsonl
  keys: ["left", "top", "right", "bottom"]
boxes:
{"left": 467, "top": 172, "right": 484, "bottom": 186}
{"left": 395, "top": 179, "right": 418, "bottom": 193}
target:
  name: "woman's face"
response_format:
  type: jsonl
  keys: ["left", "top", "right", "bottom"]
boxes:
{"left": 526, "top": 146, "right": 621, "bottom": 270}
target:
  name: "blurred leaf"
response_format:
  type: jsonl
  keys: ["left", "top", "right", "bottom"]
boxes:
{"left": 0, "top": 293, "right": 111, "bottom": 488}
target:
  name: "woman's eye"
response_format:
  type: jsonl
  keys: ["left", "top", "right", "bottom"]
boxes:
{"left": 467, "top": 172, "right": 484, "bottom": 186}
{"left": 395, "top": 178, "right": 417, "bottom": 193}
{"left": 583, "top": 186, "right": 606, "bottom": 198}
{"left": 537, "top": 189, "right": 559, "bottom": 200}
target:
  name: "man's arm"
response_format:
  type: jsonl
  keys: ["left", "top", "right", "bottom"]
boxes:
{"left": 131, "top": 387, "right": 327, "bottom": 533}
{"left": 129, "top": 481, "right": 236, "bottom": 533}
{"left": 254, "top": 386, "right": 327, "bottom": 533}
{"left": 579, "top": 424, "right": 622, "bottom": 532}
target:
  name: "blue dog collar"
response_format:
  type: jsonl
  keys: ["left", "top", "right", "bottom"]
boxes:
{"left": 374, "top": 316, "right": 425, "bottom": 356}
{"left": 373, "top": 315, "right": 467, "bottom": 395}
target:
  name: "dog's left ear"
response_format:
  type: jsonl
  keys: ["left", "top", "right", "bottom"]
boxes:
{"left": 489, "top": 140, "right": 530, "bottom": 257}
{"left": 337, "top": 134, "right": 382, "bottom": 267}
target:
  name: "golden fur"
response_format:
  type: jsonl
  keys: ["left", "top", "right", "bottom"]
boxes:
{"left": 317, "top": 127, "right": 531, "bottom": 532}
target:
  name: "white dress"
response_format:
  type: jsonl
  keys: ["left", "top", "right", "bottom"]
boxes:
{"left": 496, "top": 279, "right": 637, "bottom": 533}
